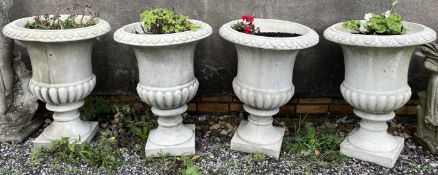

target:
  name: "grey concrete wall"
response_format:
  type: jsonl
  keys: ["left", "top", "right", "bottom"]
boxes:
{"left": 8, "top": 0, "right": 438, "bottom": 97}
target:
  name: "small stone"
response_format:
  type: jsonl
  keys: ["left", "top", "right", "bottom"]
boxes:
{"left": 239, "top": 112, "right": 244, "bottom": 118}
{"left": 208, "top": 153, "right": 214, "bottom": 159}
{"left": 219, "top": 115, "right": 228, "bottom": 120}
{"left": 225, "top": 123, "right": 233, "bottom": 129}
{"left": 211, "top": 124, "right": 221, "bottom": 130}
{"left": 220, "top": 130, "right": 228, "bottom": 135}
{"left": 198, "top": 115, "right": 207, "bottom": 121}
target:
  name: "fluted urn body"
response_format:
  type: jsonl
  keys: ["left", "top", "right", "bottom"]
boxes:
{"left": 114, "top": 20, "right": 212, "bottom": 157}
{"left": 2, "top": 16, "right": 111, "bottom": 147}
{"left": 324, "top": 22, "right": 436, "bottom": 167}
{"left": 220, "top": 19, "right": 319, "bottom": 158}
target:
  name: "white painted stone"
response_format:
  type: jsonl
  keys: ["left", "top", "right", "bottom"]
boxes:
{"left": 219, "top": 19, "right": 319, "bottom": 158}
{"left": 324, "top": 22, "right": 437, "bottom": 168}
{"left": 2, "top": 15, "right": 111, "bottom": 147}
{"left": 145, "top": 124, "right": 196, "bottom": 157}
{"left": 114, "top": 20, "right": 212, "bottom": 157}
{"left": 231, "top": 121, "right": 285, "bottom": 159}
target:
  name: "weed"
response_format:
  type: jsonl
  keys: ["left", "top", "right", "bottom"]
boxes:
{"left": 284, "top": 119, "right": 347, "bottom": 169}
{"left": 81, "top": 96, "right": 112, "bottom": 121}
{"left": 111, "top": 103, "right": 156, "bottom": 155}
{"left": 245, "top": 152, "right": 267, "bottom": 162}
{"left": 181, "top": 155, "right": 202, "bottom": 175}
{"left": 29, "top": 133, "right": 121, "bottom": 169}
{"left": 0, "top": 166, "right": 11, "bottom": 174}
{"left": 227, "top": 159, "right": 241, "bottom": 173}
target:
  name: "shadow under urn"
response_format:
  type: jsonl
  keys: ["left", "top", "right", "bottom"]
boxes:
{"left": 324, "top": 22, "right": 436, "bottom": 167}
{"left": 219, "top": 19, "right": 319, "bottom": 158}
{"left": 114, "top": 20, "right": 212, "bottom": 157}
{"left": 2, "top": 15, "right": 111, "bottom": 147}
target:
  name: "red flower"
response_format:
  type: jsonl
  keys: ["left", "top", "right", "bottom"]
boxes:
{"left": 244, "top": 26, "right": 251, "bottom": 34}
{"left": 247, "top": 15, "right": 254, "bottom": 23}
{"left": 242, "top": 14, "right": 254, "bottom": 23}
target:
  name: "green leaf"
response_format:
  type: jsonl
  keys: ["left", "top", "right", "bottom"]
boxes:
{"left": 139, "top": 8, "right": 197, "bottom": 34}
{"left": 342, "top": 20, "right": 360, "bottom": 32}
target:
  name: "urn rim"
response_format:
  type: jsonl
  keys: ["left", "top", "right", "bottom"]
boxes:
{"left": 2, "top": 15, "right": 111, "bottom": 42}
{"left": 113, "top": 19, "right": 212, "bottom": 47}
{"left": 323, "top": 21, "right": 437, "bottom": 47}
{"left": 219, "top": 18, "right": 319, "bottom": 50}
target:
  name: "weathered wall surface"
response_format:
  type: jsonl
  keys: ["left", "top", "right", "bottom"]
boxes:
{"left": 8, "top": 0, "right": 438, "bottom": 97}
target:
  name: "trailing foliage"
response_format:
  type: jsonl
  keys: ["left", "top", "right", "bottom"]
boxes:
{"left": 138, "top": 8, "right": 199, "bottom": 34}
{"left": 342, "top": 0, "right": 406, "bottom": 35}
{"left": 25, "top": 1, "right": 100, "bottom": 30}
{"left": 232, "top": 14, "right": 259, "bottom": 34}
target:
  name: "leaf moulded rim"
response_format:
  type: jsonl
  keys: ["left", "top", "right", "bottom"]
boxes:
{"left": 323, "top": 21, "right": 437, "bottom": 47}
{"left": 219, "top": 18, "right": 319, "bottom": 50}
{"left": 113, "top": 19, "right": 212, "bottom": 46}
{"left": 2, "top": 15, "right": 111, "bottom": 42}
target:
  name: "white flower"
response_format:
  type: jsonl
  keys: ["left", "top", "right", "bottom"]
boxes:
{"left": 359, "top": 21, "right": 367, "bottom": 33}
{"left": 364, "top": 13, "right": 373, "bottom": 21}
{"left": 384, "top": 10, "right": 391, "bottom": 18}
{"left": 393, "top": 0, "right": 398, "bottom": 7}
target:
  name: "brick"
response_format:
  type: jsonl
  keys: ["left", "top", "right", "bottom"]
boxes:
{"left": 198, "top": 103, "right": 229, "bottom": 113}
{"left": 110, "top": 95, "right": 136, "bottom": 102}
{"left": 406, "top": 99, "right": 420, "bottom": 105}
{"left": 201, "top": 95, "right": 233, "bottom": 102}
{"left": 329, "top": 104, "right": 353, "bottom": 114}
{"left": 299, "top": 97, "right": 332, "bottom": 104}
{"left": 280, "top": 105, "right": 296, "bottom": 114}
{"left": 187, "top": 103, "right": 197, "bottom": 112}
{"left": 230, "top": 103, "right": 244, "bottom": 112}
{"left": 201, "top": 96, "right": 220, "bottom": 102}
{"left": 222, "top": 96, "right": 233, "bottom": 102}
{"left": 233, "top": 97, "right": 242, "bottom": 103}
{"left": 396, "top": 106, "right": 417, "bottom": 115}
{"left": 189, "top": 96, "right": 201, "bottom": 103}
{"left": 296, "top": 105, "right": 328, "bottom": 114}
{"left": 287, "top": 98, "right": 299, "bottom": 104}
{"left": 332, "top": 99, "right": 348, "bottom": 104}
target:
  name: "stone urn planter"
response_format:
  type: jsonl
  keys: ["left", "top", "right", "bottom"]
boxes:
{"left": 2, "top": 15, "right": 111, "bottom": 147}
{"left": 324, "top": 22, "right": 436, "bottom": 167}
{"left": 219, "top": 19, "right": 319, "bottom": 158}
{"left": 113, "top": 20, "right": 212, "bottom": 157}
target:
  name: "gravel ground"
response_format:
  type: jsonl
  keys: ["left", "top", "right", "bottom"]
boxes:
{"left": 0, "top": 114, "right": 437, "bottom": 175}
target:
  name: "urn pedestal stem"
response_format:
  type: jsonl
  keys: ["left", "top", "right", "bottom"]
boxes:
{"left": 33, "top": 101, "right": 98, "bottom": 147}
{"left": 146, "top": 105, "right": 195, "bottom": 157}
{"left": 341, "top": 110, "right": 404, "bottom": 167}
